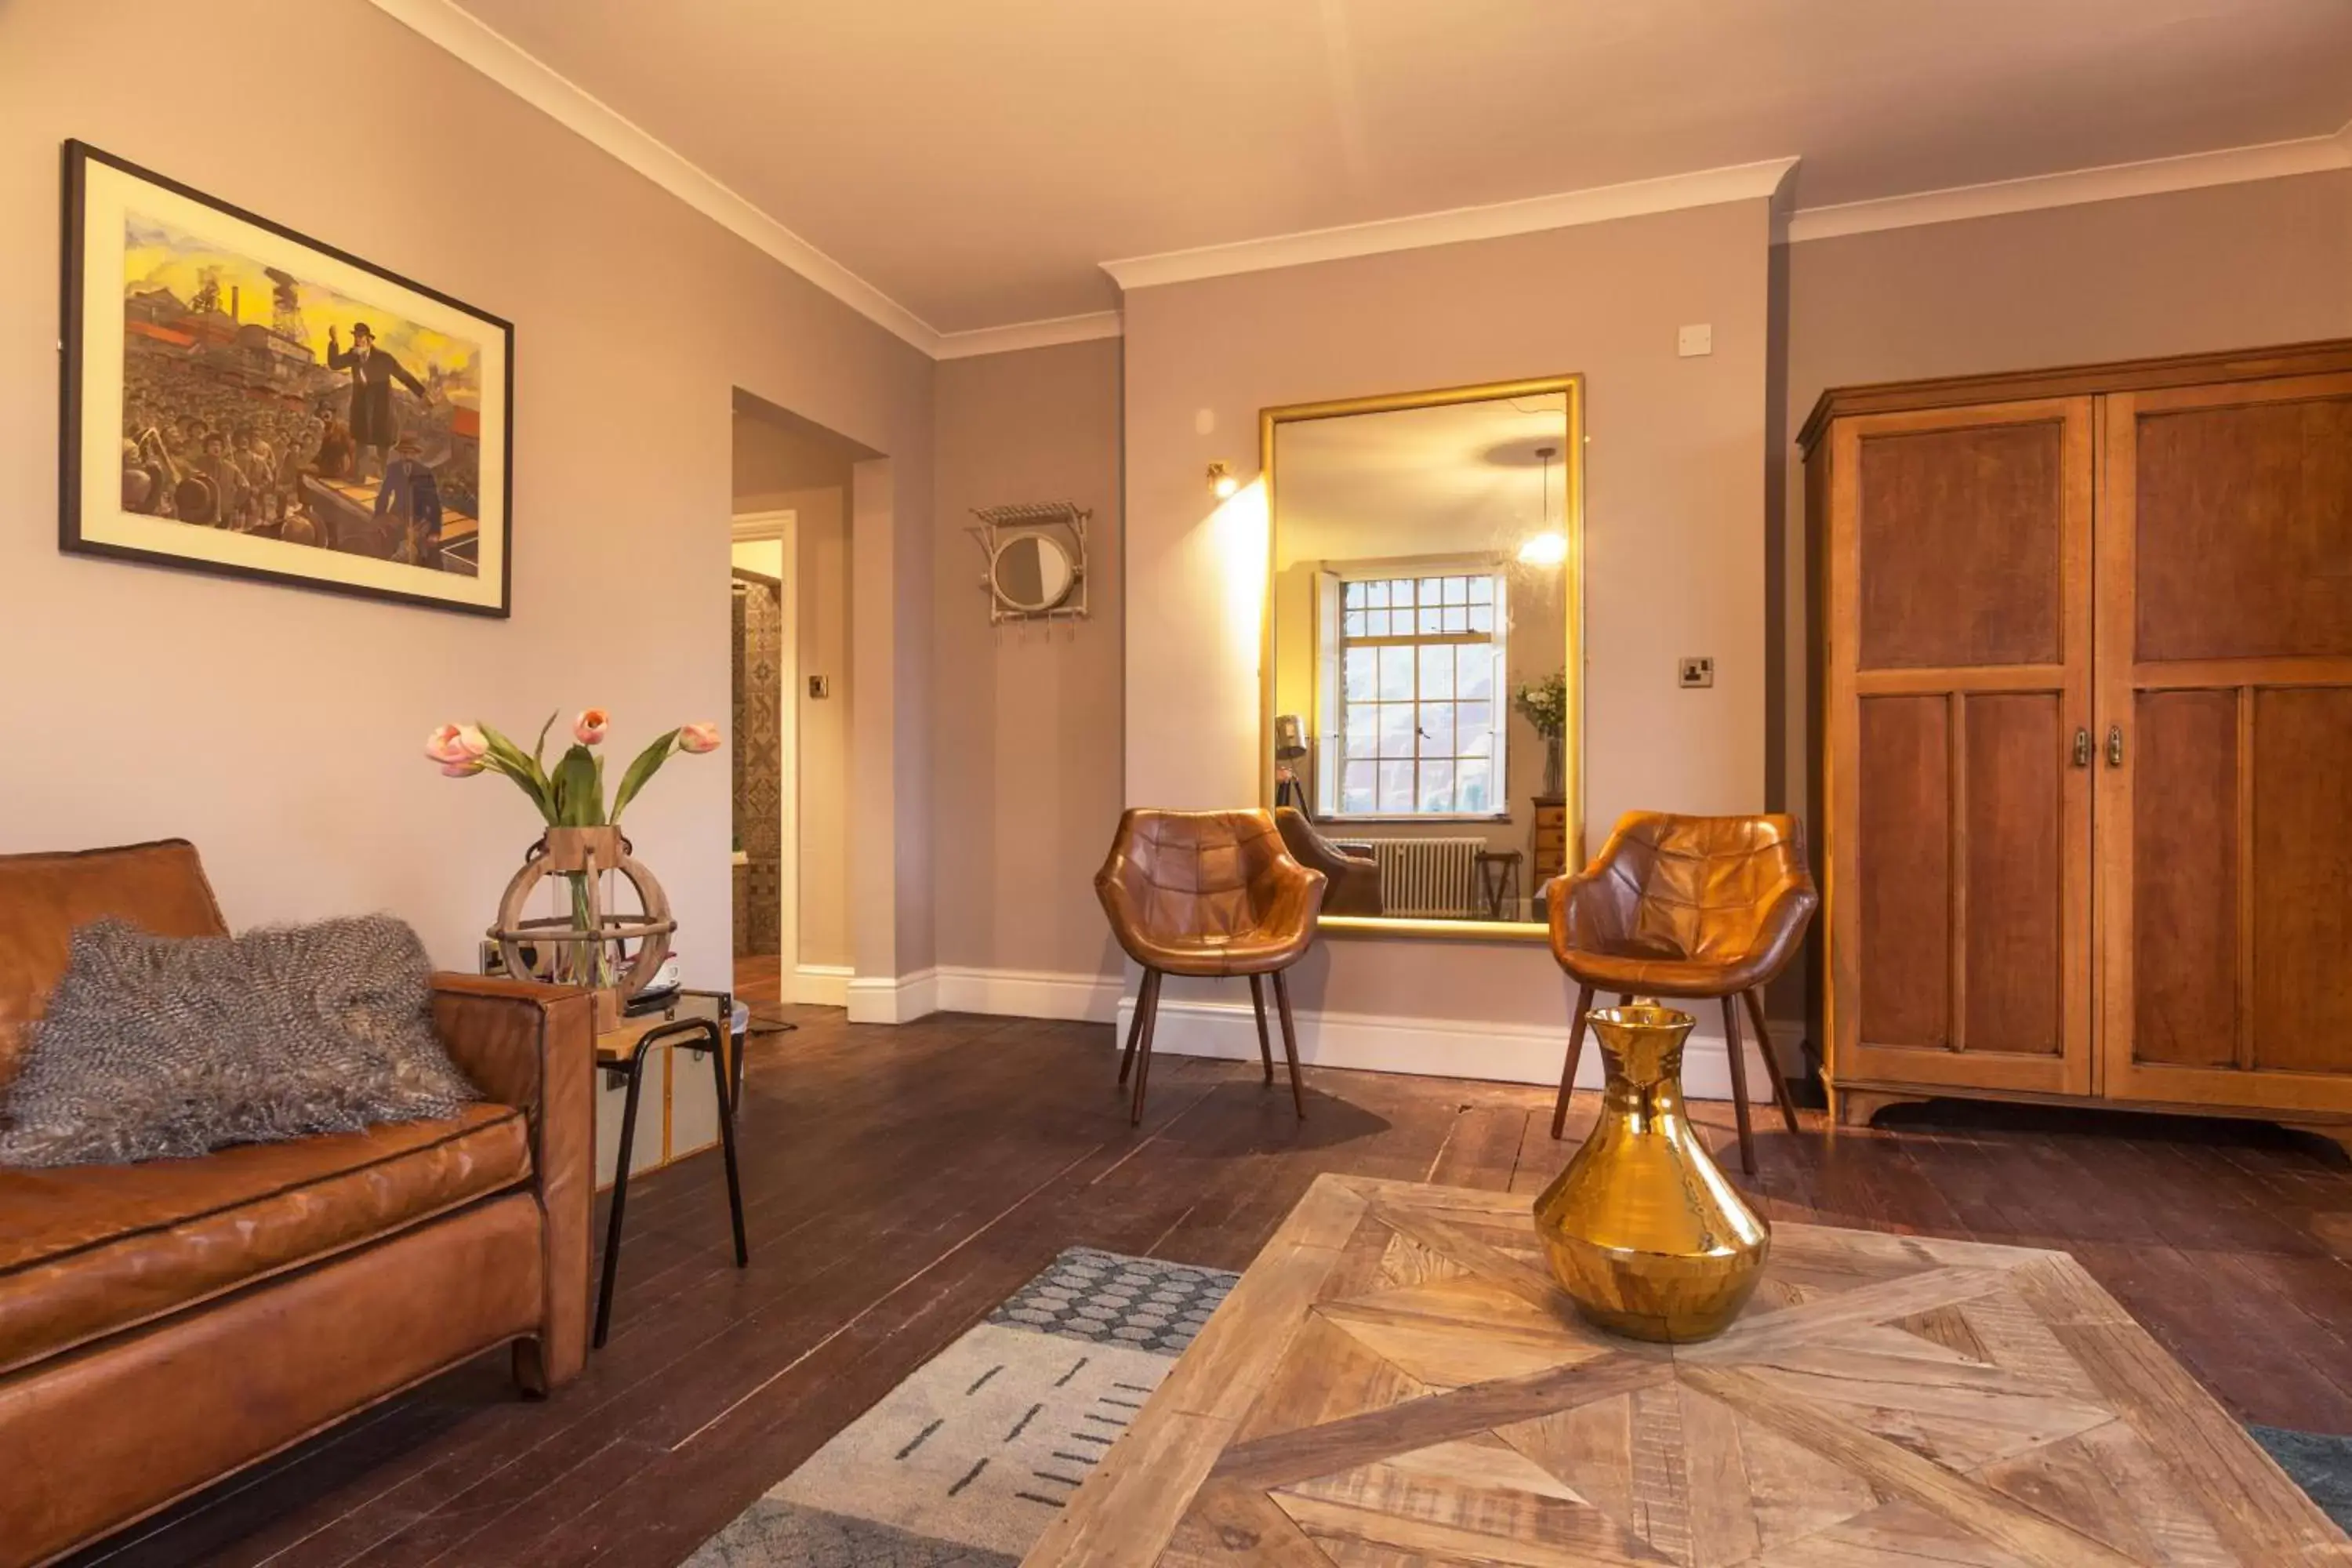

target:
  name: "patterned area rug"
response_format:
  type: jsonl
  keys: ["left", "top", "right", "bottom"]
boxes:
{"left": 688, "top": 1249, "right": 2352, "bottom": 1564}
{"left": 686, "top": 1250, "right": 1238, "bottom": 1566}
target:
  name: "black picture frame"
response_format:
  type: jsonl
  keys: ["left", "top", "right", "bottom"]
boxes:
{"left": 60, "top": 139, "right": 515, "bottom": 617}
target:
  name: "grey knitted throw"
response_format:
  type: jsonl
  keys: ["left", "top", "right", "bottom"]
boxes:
{"left": 0, "top": 915, "right": 478, "bottom": 1168}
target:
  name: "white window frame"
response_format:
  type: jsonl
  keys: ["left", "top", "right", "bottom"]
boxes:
{"left": 1315, "top": 557, "right": 1509, "bottom": 822}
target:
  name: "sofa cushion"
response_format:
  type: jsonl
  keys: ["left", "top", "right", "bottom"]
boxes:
{"left": 0, "top": 1103, "right": 528, "bottom": 1376}
{"left": 0, "top": 841, "right": 227, "bottom": 1091}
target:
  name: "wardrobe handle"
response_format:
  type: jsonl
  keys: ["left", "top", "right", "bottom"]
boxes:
{"left": 2071, "top": 728, "right": 2092, "bottom": 768}
{"left": 2106, "top": 724, "right": 2125, "bottom": 768}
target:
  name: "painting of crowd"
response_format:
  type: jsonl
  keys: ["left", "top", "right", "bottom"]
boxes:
{"left": 116, "top": 242, "right": 484, "bottom": 576}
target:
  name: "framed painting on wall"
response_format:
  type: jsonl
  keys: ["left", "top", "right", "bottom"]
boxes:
{"left": 60, "top": 140, "right": 514, "bottom": 616}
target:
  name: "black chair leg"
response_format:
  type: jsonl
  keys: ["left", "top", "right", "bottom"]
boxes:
{"left": 1249, "top": 975, "right": 1275, "bottom": 1085}
{"left": 1745, "top": 987, "right": 1803, "bottom": 1138}
{"left": 1118, "top": 971, "right": 1150, "bottom": 1086}
{"left": 1722, "top": 996, "right": 1759, "bottom": 1177}
{"left": 1128, "top": 970, "right": 1163, "bottom": 1126}
{"left": 1552, "top": 983, "right": 1595, "bottom": 1139}
{"left": 1271, "top": 968, "right": 1307, "bottom": 1119}
{"left": 701, "top": 1022, "right": 750, "bottom": 1269}
{"left": 593, "top": 1052, "right": 648, "bottom": 1350}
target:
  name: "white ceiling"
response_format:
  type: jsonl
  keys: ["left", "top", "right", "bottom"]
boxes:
{"left": 437, "top": 0, "right": 2352, "bottom": 339}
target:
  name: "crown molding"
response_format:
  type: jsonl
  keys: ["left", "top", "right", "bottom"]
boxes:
{"left": 1785, "top": 118, "right": 2352, "bottom": 244}
{"left": 367, "top": 0, "right": 941, "bottom": 355}
{"left": 1102, "top": 157, "right": 1800, "bottom": 292}
{"left": 934, "top": 310, "right": 1124, "bottom": 361}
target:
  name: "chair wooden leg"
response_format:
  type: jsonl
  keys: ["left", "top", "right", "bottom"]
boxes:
{"left": 1552, "top": 984, "right": 1595, "bottom": 1139}
{"left": 1249, "top": 975, "right": 1275, "bottom": 1085}
{"left": 1118, "top": 972, "right": 1149, "bottom": 1085}
{"left": 1745, "top": 987, "right": 1802, "bottom": 1138}
{"left": 1128, "top": 969, "right": 1163, "bottom": 1126}
{"left": 1271, "top": 968, "right": 1307, "bottom": 1119}
{"left": 1721, "top": 996, "right": 1759, "bottom": 1176}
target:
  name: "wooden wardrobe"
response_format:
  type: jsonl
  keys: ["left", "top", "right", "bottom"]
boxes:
{"left": 1803, "top": 339, "right": 2352, "bottom": 1156}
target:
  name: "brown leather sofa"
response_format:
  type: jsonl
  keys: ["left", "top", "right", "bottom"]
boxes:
{"left": 1273, "top": 808, "right": 1383, "bottom": 917}
{"left": 0, "top": 841, "right": 593, "bottom": 1568}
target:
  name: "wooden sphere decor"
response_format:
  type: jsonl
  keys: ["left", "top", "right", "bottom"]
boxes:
{"left": 488, "top": 825, "right": 676, "bottom": 1029}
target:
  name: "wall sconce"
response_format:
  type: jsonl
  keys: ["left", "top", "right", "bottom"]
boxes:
{"left": 1517, "top": 532, "right": 1568, "bottom": 567}
{"left": 1207, "top": 461, "right": 1240, "bottom": 500}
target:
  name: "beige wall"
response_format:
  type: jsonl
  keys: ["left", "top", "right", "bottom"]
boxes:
{"left": 0, "top": 0, "right": 935, "bottom": 990}
{"left": 1123, "top": 198, "right": 1773, "bottom": 1022}
{"left": 931, "top": 339, "right": 1127, "bottom": 980}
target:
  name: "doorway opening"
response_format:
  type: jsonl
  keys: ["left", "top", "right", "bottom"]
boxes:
{"left": 731, "top": 390, "right": 863, "bottom": 1009}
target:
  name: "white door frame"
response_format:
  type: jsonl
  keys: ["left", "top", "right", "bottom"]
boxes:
{"left": 732, "top": 510, "right": 823, "bottom": 1000}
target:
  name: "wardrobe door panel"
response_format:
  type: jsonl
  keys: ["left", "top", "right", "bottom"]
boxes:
{"left": 2100, "top": 375, "right": 2352, "bottom": 1113}
{"left": 1827, "top": 399, "right": 2093, "bottom": 1098}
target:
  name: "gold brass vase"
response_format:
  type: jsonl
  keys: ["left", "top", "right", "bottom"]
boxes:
{"left": 1533, "top": 1001, "right": 1769, "bottom": 1341}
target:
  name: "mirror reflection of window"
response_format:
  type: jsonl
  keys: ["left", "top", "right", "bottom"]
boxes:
{"left": 1332, "top": 570, "right": 1504, "bottom": 818}
{"left": 1266, "top": 383, "right": 1577, "bottom": 926}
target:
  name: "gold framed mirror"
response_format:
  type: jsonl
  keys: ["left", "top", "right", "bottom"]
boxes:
{"left": 1260, "top": 376, "right": 1584, "bottom": 941}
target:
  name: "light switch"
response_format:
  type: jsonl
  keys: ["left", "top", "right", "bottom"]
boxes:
{"left": 1678, "top": 324, "right": 1713, "bottom": 358}
{"left": 808, "top": 675, "right": 829, "bottom": 699}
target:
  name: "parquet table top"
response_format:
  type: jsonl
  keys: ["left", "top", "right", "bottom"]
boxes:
{"left": 1026, "top": 1174, "right": 2352, "bottom": 1567}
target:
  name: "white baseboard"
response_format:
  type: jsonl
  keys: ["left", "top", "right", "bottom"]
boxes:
{"left": 1114, "top": 993, "right": 1800, "bottom": 1101}
{"left": 935, "top": 965, "right": 1123, "bottom": 1023}
{"left": 845, "top": 966, "right": 939, "bottom": 1024}
{"left": 788, "top": 963, "right": 852, "bottom": 1007}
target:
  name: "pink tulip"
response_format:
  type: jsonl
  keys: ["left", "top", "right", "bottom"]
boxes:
{"left": 440, "top": 759, "right": 487, "bottom": 778}
{"left": 425, "top": 723, "right": 489, "bottom": 767}
{"left": 677, "top": 721, "right": 722, "bottom": 754}
{"left": 574, "top": 707, "right": 609, "bottom": 746}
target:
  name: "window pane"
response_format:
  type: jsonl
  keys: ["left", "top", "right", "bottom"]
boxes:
{"left": 1443, "top": 605, "right": 1468, "bottom": 633}
{"left": 1418, "top": 643, "right": 1454, "bottom": 698}
{"left": 1345, "top": 700, "right": 1376, "bottom": 752}
{"left": 1458, "top": 757, "right": 1493, "bottom": 813}
{"left": 1345, "top": 581, "right": 1366, "bottom": 608}
{"left": 1377, "top": 760, "right": 1414, "bottom": 813}
{"left": 1443, "top": 576, "right": 1467, "bottom": 604}
{"left": 1365, "top": 608, "right": 1388, "bottom": 637}
{"left": 1390, "top": 578, "right": 1414, "bottom": 608}
{"left": 1469, "top": 575, "right": 1493, "bottom": 603}
{"left": 1417, "top": 760, "right": 1456, "bottom": 813}
{"left": 1345, "top": 646, "right": 1377, "bottom": 700}
{"left": 1365, "top": 580, "right": 1387, "bottom": 608}
{"left": 1468, "top": 602, "right": 1494, "bottom": 633}
{"left": 1418, "top": 606, "right": 1441, "bottom": 635}
{"left": 1421, "top": 702, "right": 1455, "bottom": 757}
{"left": 1457, "top": 645, "right": 1494, "bottom": 699}
{"left": 1378, "top": 702, "right": 1417, "bottom": 758}
{"left": 1378, "top": 645, "right": 1414, "bottom": 699}
{"left": 1342, "top": 609, "right": 1364, "bottom": 638}
{"left": 1457, "top": 700, "right": 1493, "bottom": 755}
{"left": 1341, "top": 760, "right": 1375, "bottom": 815}
{"left": 1418, "top": 578, "right": 1442, "bottom": 606}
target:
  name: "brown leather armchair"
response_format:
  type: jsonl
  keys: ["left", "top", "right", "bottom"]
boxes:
{"left": 1094, "top": 809, "right": 1324, "bottom": 1124}
{"left": 1275, "top": 808, "right": 1382, "bottom": 917}
{"left": 1548, "top": 812, "right": 1817, "bottom": 1174}
{"left": 0, "top": 841, "right": 592, "bottom": 1568}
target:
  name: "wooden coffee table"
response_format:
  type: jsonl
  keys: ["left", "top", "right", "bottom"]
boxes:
{"left": 1025, "top": 1174, "right": 2350, "bottom": 1566}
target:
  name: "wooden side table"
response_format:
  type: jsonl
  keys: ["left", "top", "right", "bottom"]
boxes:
{"left": 593, "top": 1012, "right": 747, "bottom": 1348}
{"left": 1531, "top": 794, "right": 1570, "bottom": 885}
{"left": 1473, "top": 849, "right": 1522, "bottom": 920}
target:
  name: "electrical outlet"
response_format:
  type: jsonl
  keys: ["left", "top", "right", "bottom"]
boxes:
{"left": 808, "top": 675, "right": 829, "bottom": 699}
{"left": 1678, "top": 323, "right": 1713, "bottom": 358}
{"left": 1679, "top": 655, "right": 1715, "bottom": 689}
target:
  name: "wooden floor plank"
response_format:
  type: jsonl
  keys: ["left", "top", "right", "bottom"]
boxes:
{"left": 62, "top": 999, "right": 2352, "bottom": 1568}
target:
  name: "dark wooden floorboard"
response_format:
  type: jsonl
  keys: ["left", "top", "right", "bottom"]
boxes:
{"left": 64, "top": 1003, "right": 2352, "bottom": 1568}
